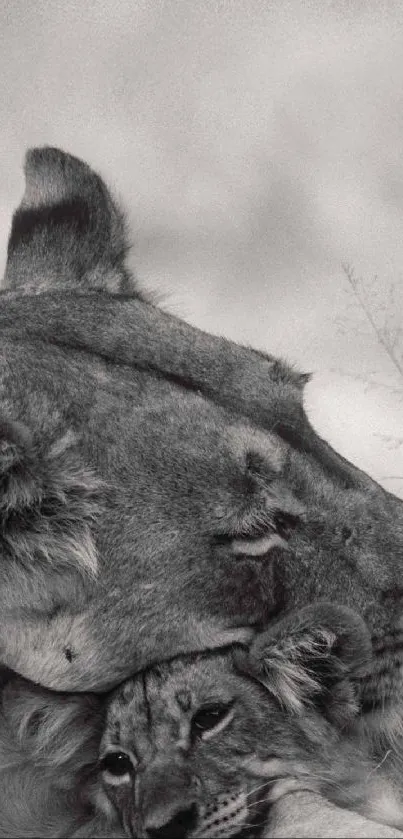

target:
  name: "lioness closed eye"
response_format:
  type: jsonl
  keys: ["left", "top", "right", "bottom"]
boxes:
{"left": 96, "top": 604, "right": 403, "bottom": 839}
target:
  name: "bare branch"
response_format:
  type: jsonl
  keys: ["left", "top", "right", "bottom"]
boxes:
{"left": 342, "top": 264, "right": 403, "bottom": 380}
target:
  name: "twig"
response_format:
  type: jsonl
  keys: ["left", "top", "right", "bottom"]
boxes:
{"left": 342, "top": 264, "right": 403, "bottom": 380}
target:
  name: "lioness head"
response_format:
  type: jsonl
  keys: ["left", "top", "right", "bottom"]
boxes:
{"left": 2, "top": 147, "right": 403, "bottom": 740}
{"left": 97, "top": 604, "right": 384, "bottom": 839}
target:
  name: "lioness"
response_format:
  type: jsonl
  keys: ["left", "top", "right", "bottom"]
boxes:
{"left": 0, "top": 604, "right": 402, "bottom": 838}
{"left": 1, "top": 147, "right": 403, "bottom": 755}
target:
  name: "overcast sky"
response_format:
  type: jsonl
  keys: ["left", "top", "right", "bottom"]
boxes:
{"left": 1, "top": 0, "right": 402, "bottom": 496}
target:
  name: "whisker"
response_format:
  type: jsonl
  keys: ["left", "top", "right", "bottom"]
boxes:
{"left": 239, "top": 818, "right": 271, "bottom": 830}
{"left": 249, "top": 795, "right": 274, "bottom": 809}
{"left": 246, "top": 780, "right": 273, "bottom": 798}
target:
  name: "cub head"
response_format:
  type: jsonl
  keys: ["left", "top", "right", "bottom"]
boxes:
{"left": 97, "top": 603, "right": 372, "bottom": 838}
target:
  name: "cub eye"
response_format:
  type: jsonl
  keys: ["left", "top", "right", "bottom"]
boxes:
{"left": 100, "top": 751, "right": 134, "bottom": 778}
{"left": 191, "top": 703, "right": 233, "bottom": 740}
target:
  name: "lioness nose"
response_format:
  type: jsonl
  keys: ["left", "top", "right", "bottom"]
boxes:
{"left": 146, "top": 803, "right": 198, "bottom": 838}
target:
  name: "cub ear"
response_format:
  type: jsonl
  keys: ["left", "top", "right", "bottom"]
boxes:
{"left": 235, "top": 603, "right": 372, "bottom": 726}
{"left": 4, "top": 146, "right": 136, "bottom": 295}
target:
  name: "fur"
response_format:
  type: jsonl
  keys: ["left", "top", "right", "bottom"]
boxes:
{"left": 0, "top": 675, "right": 104, "bottom": 837}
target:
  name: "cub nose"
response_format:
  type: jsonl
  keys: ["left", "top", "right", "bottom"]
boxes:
{"left": 146, "top": 803, "right": 198, "bottom": 838}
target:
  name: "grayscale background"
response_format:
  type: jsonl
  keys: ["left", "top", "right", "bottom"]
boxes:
{"left": 1, "top": 0, "right": 402, "bottom": 497}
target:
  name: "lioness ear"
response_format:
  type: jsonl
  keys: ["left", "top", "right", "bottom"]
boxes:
{"left": 235, "top": 603, "right": 371, "bottom": 726}
{"left": 4, "top": 146, "right": 136, "bottom": 295}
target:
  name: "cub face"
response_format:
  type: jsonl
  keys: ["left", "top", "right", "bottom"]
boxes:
{"left": 97, "top": 604, "right": 375, "bottom": 839}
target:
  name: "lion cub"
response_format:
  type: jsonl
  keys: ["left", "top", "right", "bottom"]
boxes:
{"left": 97, "top": 603, "right": 403, "bottom": 839}
{"left": 1, "top": 603, "right": 402, "bottom": 838}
